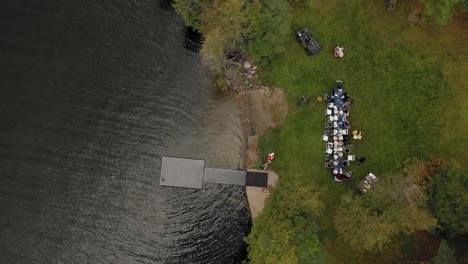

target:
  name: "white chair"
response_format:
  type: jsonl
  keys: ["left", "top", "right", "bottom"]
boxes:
{"left": 347, "top": 155, "right": 355, "bottom": 161}
{"left": 321, "top": 134, "right": 329, "bottom": 142}
{"left": 328, "top": 116, "right": 334, "bottom": 121}
{"left": 328, "top": 103, "right": 334, "bottom": 108}
{"left": 326, "top": 109, "right": 332, "bottom": 115}
{"left": 340, "top": 129, "right": 349, "bottom": 135}
{"left": 326, "top": 149, "right": 333, "bottom": 154}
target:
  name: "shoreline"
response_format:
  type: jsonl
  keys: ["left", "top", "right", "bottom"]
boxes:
{"left": 225, "top": 60, "right": 286, "bottom": 221}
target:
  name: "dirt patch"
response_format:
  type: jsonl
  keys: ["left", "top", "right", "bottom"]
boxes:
{"left": 236, "top": 87, "right": 288, "bottom": 168}
{"left": 246, "top": 88, "right": 288, "bottom": 135}
{"left": 408, "top": 0, "right": 425, "bottom": 25}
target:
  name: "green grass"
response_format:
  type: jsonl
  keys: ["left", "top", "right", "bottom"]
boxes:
{"left": 252, "top": 0, "right": 467, "bottom": 263}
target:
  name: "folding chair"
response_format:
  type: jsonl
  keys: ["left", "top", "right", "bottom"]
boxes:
{"left": 321, "top": 134, "right": 329, "bottom": 142}
{"left": 347, "top": 155, "right": 355, "bottom": 161}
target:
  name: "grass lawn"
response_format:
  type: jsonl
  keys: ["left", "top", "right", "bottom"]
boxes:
{"left": 254, "top": 0, "right": 467, "bottom": 262}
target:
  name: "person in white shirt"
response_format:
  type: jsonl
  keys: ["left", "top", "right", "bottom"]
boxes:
{"left": 334, "top": 46, "right": 344, "bottom": 58}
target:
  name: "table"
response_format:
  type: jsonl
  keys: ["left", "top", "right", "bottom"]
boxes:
{"left": 324, "top": 82, "right": 353, "bottom": 180}
{"left": 332, "top": 158, "right": 344, "bottom": 174}
{"left": 333, "top": 87, "right": 344, "bottom": 108}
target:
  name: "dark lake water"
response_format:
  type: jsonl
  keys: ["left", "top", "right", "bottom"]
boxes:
{"left": 0, "top": 1, "right": 250, "bottom": 263}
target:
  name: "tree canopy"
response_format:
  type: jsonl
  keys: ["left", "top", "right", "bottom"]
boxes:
{"left": 174, "top": 0, "right": 292, "bottom": 70}
{"left": 245, "top": 179, "right": 325, "bottom": 264}
{"left": 420, "top": 0, "right": 464, "bottom": 25}
{"left": 246, "top": 0, "right": 291, "bottom": 62}
{"left": 427, "top": 167, "right": 468, "bottom": 237}
{"left": 335, "top": 168, "right": 436, "bottom": 251}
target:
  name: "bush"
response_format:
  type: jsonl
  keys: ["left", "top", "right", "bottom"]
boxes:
{"left": 427, "top": 167, "right": 468, "bottom": 237}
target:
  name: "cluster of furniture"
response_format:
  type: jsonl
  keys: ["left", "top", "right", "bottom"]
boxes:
{"left": 322, "top": 81, "right": 355, "bottom": 181}
{"left": 357, "top": 173, "right": 379, "bottom": 193}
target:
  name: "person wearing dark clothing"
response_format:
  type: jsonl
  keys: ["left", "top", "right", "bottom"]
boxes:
{"left": 343, "top": 135, "right": 350, "bottom": 142}
{"left": 297, "top": 96, "right": 310, "bottom": 106}
{"left": 343, "top": 93, "right": 350, "bottom": 101}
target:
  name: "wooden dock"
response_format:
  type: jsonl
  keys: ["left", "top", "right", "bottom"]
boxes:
{"left": 159, "top": 156, "right": 268, "bottom": 189}
{"left": 160, "top": 157, "right": 205, "bottom": 189}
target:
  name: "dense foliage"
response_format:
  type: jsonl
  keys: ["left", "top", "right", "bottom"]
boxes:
{"left": 427, "top": 167, "right": 468, "bottom": 237}
{"left": 245, "top": 1, "right": 291, "bottom": 62}
{"left": 245, "top": 179, "right": 325, "bottom": 263}
{"left": 334, "top": 165, "right": 436, "bottom": 251}
{"left": 420, "top": 0, "right": 464, "bottom": 25}
{"left": 174, "top": 0, "right": 292, "bottom": 70}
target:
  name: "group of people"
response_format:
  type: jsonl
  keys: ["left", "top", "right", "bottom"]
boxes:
{"left": 322, "top": 81, "right": 364, "bottom": 182}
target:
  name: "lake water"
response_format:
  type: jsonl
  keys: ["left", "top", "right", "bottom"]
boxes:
{"left": 0, "top": 1, "right": 250, "bottom": 263}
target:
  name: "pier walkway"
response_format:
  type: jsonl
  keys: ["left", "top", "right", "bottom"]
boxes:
{"left": 159, "top": 156, "right": 268, "bottom": 189}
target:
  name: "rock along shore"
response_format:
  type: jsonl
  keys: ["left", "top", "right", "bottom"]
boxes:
{"left": 225, "top": 59, "right": 287, "bottom": 222}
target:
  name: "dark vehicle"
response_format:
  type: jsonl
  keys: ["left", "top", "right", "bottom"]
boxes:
{"left": 296, "top": 28, "right": 321, "bottom": 55}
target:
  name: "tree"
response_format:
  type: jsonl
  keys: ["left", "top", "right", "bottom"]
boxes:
{"left": 246, "top": 179, "right": 325, "bottom": 263}
{"left": 419, "top": 0, "right": 463, "bottom": 25}
{"left": 427, "top": 167, "right": 468, "bottom": 237}
{"left": 198, "top": 0, "right": 250, "bottom": 70}
{"left": 434, "top": 240, "right": 457, "bottom": 264}
{"left": 174, "top": 0, "right": 293, "bottom": 70}
{"left": 246, "top": 0, "right": 291, "bottom": 61}
{"left": 173, "top": 0, "right": 212, "bottom": 29}
{"left": 335, "top": 170, "right": 437, "bottom": 251}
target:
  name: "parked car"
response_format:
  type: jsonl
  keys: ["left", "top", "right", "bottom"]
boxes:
{"left": 296, "top": 28, "right": 321, "bottom": 55}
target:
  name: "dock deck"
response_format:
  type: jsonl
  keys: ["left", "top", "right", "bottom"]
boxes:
{"left": 159, "top": 157, "right": 205, "bottom": 189}
{"left": 160, "top": 156, "right": 268, "bottom": 189}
